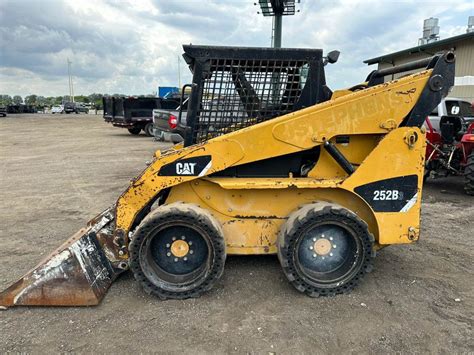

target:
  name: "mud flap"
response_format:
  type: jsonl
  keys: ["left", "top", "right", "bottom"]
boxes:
{"left": 0, "top": 210, "right": 122, "bottom": 308}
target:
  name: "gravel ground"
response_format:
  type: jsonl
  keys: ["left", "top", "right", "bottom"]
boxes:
{"left": 0, "top": 114, "right": 473, "bottom": 353}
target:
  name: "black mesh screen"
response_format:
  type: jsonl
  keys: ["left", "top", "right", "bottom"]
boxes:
{"left": 194, "top": 58, "right": 309, "bottom": 143}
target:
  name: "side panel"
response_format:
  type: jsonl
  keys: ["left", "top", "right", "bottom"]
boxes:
{"left": 342, "top": 127, "right": 427, "bottom": 244}
{"left": 116, "top": 71, "right": 431, "bottom": 233}
{"left": 164, "top": 181, "right": 378, "bottom": 254}
{"left": 164, "top": 127, "right": 426, "bottom": 252}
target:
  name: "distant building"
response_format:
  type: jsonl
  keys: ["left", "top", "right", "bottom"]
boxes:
{"left": 364, "top": 17, "right": 474, "bottom": 102}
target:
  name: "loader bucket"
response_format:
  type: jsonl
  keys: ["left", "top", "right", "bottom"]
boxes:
{"left": 0, "top": 209, "right": 120, "bottom": 308}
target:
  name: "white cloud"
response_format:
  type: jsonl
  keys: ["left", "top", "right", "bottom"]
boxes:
{"left": 0, "top": 0, "right": 472, "bottom": 97}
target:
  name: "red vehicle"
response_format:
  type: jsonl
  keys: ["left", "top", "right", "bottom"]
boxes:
{"left": 424, "top": 115, "right": 474, "bottom": 195}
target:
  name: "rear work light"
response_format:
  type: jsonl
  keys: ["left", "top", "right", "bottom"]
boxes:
{"left": 168, "top": 114, "right": 178, "bottom": 129}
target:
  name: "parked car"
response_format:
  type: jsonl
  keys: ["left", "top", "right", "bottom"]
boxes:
{"left": 428, "top": 97, "right": 474, "bottom": 131}
{"left": 0, "top": 106, "right": 7, "bottom": 117}
{"left": 51, "top": 105, "right": 64, "bottom": 114}
{"left": 77, "top": 103, "right": 89, "bottom": 113}
{"left": 64, "top": 102, "right": 88, "bottom": 114}
{"left": 104, "top": 96, "right": 183, "bottom": 136}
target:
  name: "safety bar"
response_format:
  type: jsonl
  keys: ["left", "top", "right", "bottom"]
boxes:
{"left": 178, "top": 84, "right": 193, "bottom": 125}
{"left": 366, "top": 52, "right": 454, "bottom": 86}
{"left": 369, "top": 57, "right": 433, "bottom": 80}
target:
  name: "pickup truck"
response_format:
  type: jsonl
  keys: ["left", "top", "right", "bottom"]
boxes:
{"left": 152, "top": 98, "right": 188, "bottom": 143}
{"left": 152, "top": 95, "right": 246, "bottom": 143}
{"left": 428, "top": 97, "right": 474, "bottom": 131}
{"left": 104, "top": 97, "right": 180, "bottom": 136}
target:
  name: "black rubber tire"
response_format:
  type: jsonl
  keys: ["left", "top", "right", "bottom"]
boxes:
{"left": 129, "top": 202, "right": 226, "bottom": 300}
{"left": 143, "top": 123, "right": 154, "bottom": 137}
{"left": 464, "top": 152, "right": 474, "bottom": 195}
{"left": 128, "top": 127, "right": 141, "bottom": 135}
{"left": 277, "top": 202, "right": 375, "bottom": 297}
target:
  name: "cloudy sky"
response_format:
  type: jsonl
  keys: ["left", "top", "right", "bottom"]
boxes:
{"left": 0, "top": 0, "right": 472, "bottom": 97}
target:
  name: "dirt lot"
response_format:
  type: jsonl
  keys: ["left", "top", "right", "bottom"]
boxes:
{"left": 0, "top": 114, "right": 472, "bottom": 353}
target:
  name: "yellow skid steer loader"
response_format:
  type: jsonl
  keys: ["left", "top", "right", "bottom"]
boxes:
{"left": 0, "top": 46, "right": 455, "bottom": 307}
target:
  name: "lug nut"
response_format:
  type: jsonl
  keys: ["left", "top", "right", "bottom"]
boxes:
{"left": 183, "top": 257, "right": 188, "bottom": 261}
{"left": 312, "top": 254, "right": 317, "bottom": 258}
{"left": 330, "top": 253, "right": 333, "bottom": 257}
{"left": 333, "top": 245, "right": 337, "bottom": 249}
{"left": 329, "top": 237, "right": 333, "bottom": 241}
{"left": 166, "top": 252, "right": 171, "bottom": 257}
{"left": 166, "top": 243, "right": 170, "bottom": 248}
{"left": 172, "top": 237, "right": 176, "bottom": 241}
{"left": 190, "top": 250, "right": 194, "bottom": 254}
{"left": 174, "top": 258, "right": 178, "bottom": 262}
{"left": 309, "top": 246, "right": 314, "bottom": 250}
{"left": 312, "top": 237, "right": 317, "bottom": 242}
{"left": 181, "top": 236, "right": 186, "bottom": 240}
{"left": 189, "top": 241, "right": 193, "bottom": 246}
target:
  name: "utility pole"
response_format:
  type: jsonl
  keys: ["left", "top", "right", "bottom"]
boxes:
{"left": 272, "top": 12, "right": 282, "bottom": 48}
{"left": 256, "top": 1, "right": 300, "bottom": 102}
{"left": 67, "top": 58, "right": 75, "bottom": 102}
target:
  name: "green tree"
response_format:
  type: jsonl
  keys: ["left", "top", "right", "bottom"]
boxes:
{"left": 25, "top": 95, "right": 38, "bottom": 105}
{"left": 0, "top": 95, "right": 12, "bottom": 105}
{"left": 36, "top": 96, "right": 48, "bottom": 107}
{"left": 75, "top": 95, "right": 90, "bottom": 103}
{"left": 45, "top": 97, "right": 56, "bottom": 106}
{"left": 88, "top": 93, "right": 104, "bottom": 109}
{"left": 13, "top": 95, "right": 23, "bottom": 104}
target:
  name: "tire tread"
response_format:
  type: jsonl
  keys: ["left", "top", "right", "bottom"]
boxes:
{"left": 129, "top": 202, "right": 226, "bottom": 300}
{"left": 277, "top": 202, "right": 375, "bottom": 297}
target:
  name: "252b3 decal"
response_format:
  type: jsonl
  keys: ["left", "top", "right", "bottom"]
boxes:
{"left": 373, "top": 190, "right": 402, "bottom": 201}
{"left": 354, "top": 175, "right": 418, "bottom": 212}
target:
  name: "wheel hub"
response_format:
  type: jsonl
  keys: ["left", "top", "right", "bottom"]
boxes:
{"left": 297, "top": 224, "right": 356, "bottom": 275}
{"left": 149, "top": 226, "right": 208, "bottom": 276}
{"left": 314, "top": 238, "right": 331, "bottom": 256}
{"left": 170, "top": 239, "right": 189, "bottom": 258}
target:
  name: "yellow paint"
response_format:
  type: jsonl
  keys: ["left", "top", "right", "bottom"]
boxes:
{"left": 331, "top": 89, "right": 354, "bottom": 99}
{"left": 165, "top": 179, "right": 379, "bottom": 254}
{"left": 342, "top": 127, "right": 426, "bottom": 245}
{"left": 113, "top": 69, "right": 433, "bottom": 256}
